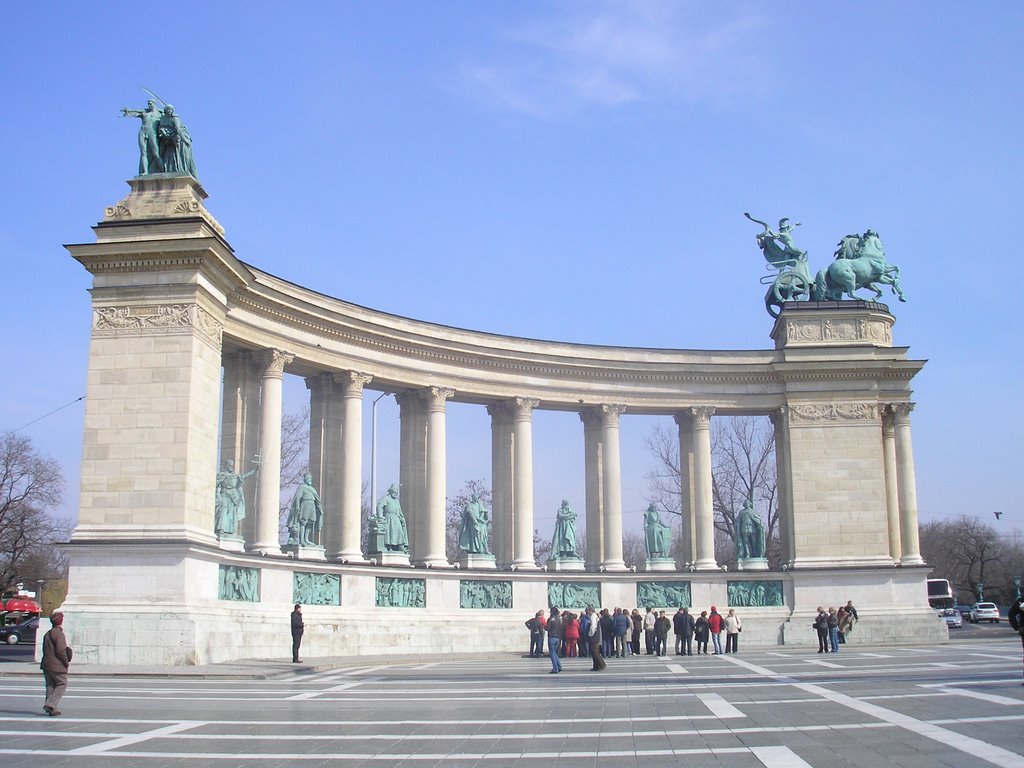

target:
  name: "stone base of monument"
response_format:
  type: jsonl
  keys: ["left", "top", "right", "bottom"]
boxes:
{"left": 737, "top": 557, "right": 769, "bottom": 571}
{"left": 546, "top": 556, "right": 585, "bottom": 572}
{"left": 370, "top": 550, "right": 412, "bottom": 568}
{"left": 642, "top": 558, "right": 677, "bottom": 572}
{"left": 218, "top": 534, "right": 245, "bottom": 553}
{"left": 282, "top": 544, "right": 326, "bottom": 561}
{"left": 456, "top": 553, "right": 497, "bottom": 570}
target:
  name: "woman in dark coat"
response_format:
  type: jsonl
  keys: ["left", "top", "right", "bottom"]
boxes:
{"left": 694, "top": 611, "right": 710, "bottom": 654}
{"left": 40, "top": 612, "right": 70, "bottom": 716}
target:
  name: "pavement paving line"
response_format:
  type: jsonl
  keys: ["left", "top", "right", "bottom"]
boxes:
{"left": 921, "top": 687, "right": 1024, "bottom": 706}
{"left": 858, "top": 653, "right": 894, "bottom": 658}
{"left": 701, "top": 692, "right": 746, "bottom": 719}
{"left": 719, "top": 654, "right": 1024, "bottom": 768}
{"left": 750, "top": 745, "right": 815, "bottom": 767}
{"left": 804, "top": 659, "right": 843, "bottom": 669}
{"left": 286, "top": 676, "right": 380, "bottom": 701}
{"left": 664, "top": 663, "right": 688, "bottom": 673}
{"left": 64, "top": 720, "right": 204, "bottom": 755}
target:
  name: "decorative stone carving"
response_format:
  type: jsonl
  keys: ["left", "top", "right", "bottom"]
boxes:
{"left": 293, "top": 572, "right": 340, "bottom": 605}
{"left": 375, "top": 577, "right": 426, "bottom": 607}
{"left": 511, "top": 397, "right": 540, "bottom": 420}
{"left": 599, "top": 403, "right": 626, "bottom": 428}
{"left": 888, "top": 402, "right": 915, "bottom": 422}
{"left": 459, "top": 580, "right": 512, "bottom": 609}
{"left": 257, "top": 348, "right": 294, "bottom": 380}
{"left": 218, "top": 565, "right": 259, "bottom": 602}
{"left": 727, "top": 580, "right": 784, "bottom": 607}
{"left": 777, "top": 311, "right": 894, "bottom": 349}
{"left": 547, "top": 581, "right": 600, "bottom": 610}
{"left": 93, "top": 303, "right": 222, "bottom": 349}
{"left": 789, "top": 403, "right": 878, "bottom": 423}
{"left": 691, "top": 406, "right": 715, "bottom": 427}
{"left": 173, "top": 200, "right": 202, "bottom": 214}
{"left": 104, "top": 204, "right": 131, "bottom": 218}
{"left": 421, "top": 386, "right": 454, "bottom": 411}
{"left": 637, "top": 581, "right": 691, "bottom": 608}
{"left": 337, "top": 370, "right": 372, "bottom": 396}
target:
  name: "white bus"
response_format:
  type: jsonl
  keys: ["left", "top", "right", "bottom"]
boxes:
{"left": 926, "top": 578, "right": 954, "bottom": 611}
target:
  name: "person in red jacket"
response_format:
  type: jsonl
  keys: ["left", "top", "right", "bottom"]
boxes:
{"left": 708, "top": 606, "right": 724, "bottom": 655}
{"left": 563, "top": 612, "right": 580, "bottom": 657}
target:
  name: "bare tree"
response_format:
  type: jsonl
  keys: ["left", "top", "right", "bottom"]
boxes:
{"left": 622, "top": 532, "right": 646, "bottom": 570}
{"left": 0, "top": 432, "right": 70, "bottom": 593}
{"left": 920, "top": 516, "right": 1023, "bottom": 604}
{"left": 644, "top": 416, "right": 780, "bottom": 568}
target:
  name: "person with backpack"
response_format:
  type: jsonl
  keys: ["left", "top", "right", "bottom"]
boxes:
{"left": 525, "top": 610, "right": 545, "bottom": 658}
{"left": 40, "top": 612, "right": 71, "bottom": 717}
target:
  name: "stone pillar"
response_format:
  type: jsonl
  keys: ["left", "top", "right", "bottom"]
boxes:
{"left": 252, "top": 348, "right": 294, "bottom": 554}
{"left": 599, "top": 404, "right": 627, "bottom": 571}
{"left": 306, "top": 373, "right": 344, "bottom": 557}
{"left": 674, "top": 411, "right": 696, "bottom": 567}
{"left": 881, "top": 407, "right": 903, "bottom": 562}
{"left": 488, "top": 402, "right": 515, "bottom": 568}
{"left": 580, "top": 409, "right": 604, "bottom": 571}
{"left": 691, "top": 406, "right": 718, "bottom": 570}
{"left": 397, "top": 391, "right": 427, "bottom": 561}
{"left": 336, "top": 371, "right": 372, "bottom": 562}
{"left": 892, "top": 403, "right": 924, "bottom": 566}
{"left": 221, "top": 351, "right": 261, "bottom": 546}
{"left": 420, "top": 386, "right": 454, "bottom": 568}
{"left": 511, "top": 398, "right": 540, "bottom": 570}
{"left": 770, "top": 407, "right": 796, "bottom": 567}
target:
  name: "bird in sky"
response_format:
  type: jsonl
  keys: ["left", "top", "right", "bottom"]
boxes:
{"left": 994, "top": 511, "right": 1003, "bottom": 520}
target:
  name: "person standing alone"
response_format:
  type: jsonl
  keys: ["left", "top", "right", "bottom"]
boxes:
{"left": 41, "top": 612, "right": 70, "bottom": 716}
{"left": 291, "top": 604, "right": 304, "bottom": 663}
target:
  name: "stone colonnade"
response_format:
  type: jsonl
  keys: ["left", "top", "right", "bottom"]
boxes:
{"left": 220, "top": 351, "right": 925, "bottom": 571}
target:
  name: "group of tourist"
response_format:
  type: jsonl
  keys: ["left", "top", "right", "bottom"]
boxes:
{"left": 526, "top": 605, "right": 744, "bottom": 673}
{"left": 812, "top": 601, "right": 858, "bottom": 653}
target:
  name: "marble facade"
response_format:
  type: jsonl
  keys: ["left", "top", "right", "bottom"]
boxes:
{"left": 60, "top": 177, "right": 944, "bottom": 664}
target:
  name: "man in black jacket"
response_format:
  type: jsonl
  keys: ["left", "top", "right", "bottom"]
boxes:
{"left": 1009, "top": 597, "right": 1024, "bottom": 686}
{"left": 290, "top": 604, "right": 304, "bottom": 663}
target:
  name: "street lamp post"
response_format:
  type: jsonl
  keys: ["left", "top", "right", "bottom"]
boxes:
{"left": 977, "top": 580, "right": 985, "bottom": 602}
{"left": 369, "top": 392, "right": 390, "bottom": 512}
{"left": 1014, "top": 576, "right": 1022, "bottom": 601}
{"left": 36, "top": 579, "right": 45, "bottom": 616}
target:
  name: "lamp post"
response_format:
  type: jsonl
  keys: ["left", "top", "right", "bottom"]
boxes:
{"left": 369, "top": 392, "right": 390, "bottom": 511}
{"left": 976, "top": 580, "right": 985, "bottom": 602}
{"left": 1014, "top": 576, "right": 1022, "bottom": 601}
{"left": 36, "top": 580, "right": 45, "bottom": 616}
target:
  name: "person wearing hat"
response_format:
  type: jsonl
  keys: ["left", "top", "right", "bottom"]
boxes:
{"left": 40, "top": 612, "right": 71, "bottom": 716}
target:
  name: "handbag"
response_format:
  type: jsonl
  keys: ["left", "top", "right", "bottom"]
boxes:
{"left": 65, "top": 646, "right": 73, "bottom": 663}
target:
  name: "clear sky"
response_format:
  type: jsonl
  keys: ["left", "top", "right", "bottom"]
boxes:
{"left": 2, "top": 2, "right": 1021, "bottom": 539}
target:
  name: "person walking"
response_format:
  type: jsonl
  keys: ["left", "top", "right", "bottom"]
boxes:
{"left": 290, "top": 604, "right": 304, "bottom": 663}
{"left": 724, "top": 609, "right": 741, "bottom": 653}
{"left": 1009, "top": 596, "right": 1024, "bottom": 686}
{"left": 586, "top": 607, "right": 606, "bottom": 671}
{"left": 41, "top": 612, "right": 70, "bottom": 716}
{"left": 694, "top": 611, "right": 710, "bottom": 654}
{"left": 708, "top": 606, "right": 724, "bottom": 655}
{"left": 547, "top": 607, "right": 564, "bottom": 673}
{"left": 814, "top": 606, "right": 830, "bottom": 653}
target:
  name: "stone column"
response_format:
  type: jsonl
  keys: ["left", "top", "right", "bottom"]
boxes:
{"left": 881, "top": 406, "right": 902, "bottom": 562}
{"left": 511, "top": 398, "right": 540, "bottom": 570}
{"left": 674, "top": 411, "right": 696, "bottom": 567}
{"left": 599, "top": 404, "right": 627, "bottom": 571}
{"left": 488, "top": 402, "right": 514, "bottom": 568}
{"left": 221, "top": 351, "right": 261, "bottom": 546}
{"left": 770, "top": 407, "right": 795, "bottom": 567}
{"left": 580, "top": 409, "right": 604, "bottom": 571}
{"left": 892, "top": 403, "right": 924, "bottom": 566}
{"left": 336, "top": 371, "right": 372, "bottom": 562}
{"left": 397, "top": 391, "right": 427, "bottom": 560}
{"left": 420, "top": 386, "right": 454, "bottom": 568}
{"left": 306, "top": 373, "right": 344, "bottom": 557}
{"left": 691, "top": 406, "right": 718, "bottom": 570}
{"left": 252, "top": 348, "right": 294, "bottom": 554}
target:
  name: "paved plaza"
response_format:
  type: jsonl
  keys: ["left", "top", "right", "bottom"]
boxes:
{"left": 1, "top": 634, "right": 1022, "bottom": 767}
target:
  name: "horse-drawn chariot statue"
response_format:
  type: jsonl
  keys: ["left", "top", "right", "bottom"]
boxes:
{"left": 745, "top": 213, "right": 907, "bottom": 317}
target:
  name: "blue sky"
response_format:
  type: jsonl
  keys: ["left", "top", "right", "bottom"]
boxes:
{"left": 2, "top": 2, "right": 1021, "bottom": 538}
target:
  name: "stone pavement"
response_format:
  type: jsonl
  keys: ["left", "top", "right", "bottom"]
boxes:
{"left": 1, "top": 636, "right": 1022, "bottom": 767}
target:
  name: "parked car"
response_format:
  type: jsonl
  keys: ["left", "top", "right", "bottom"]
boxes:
{"left": 0, "top": 616, "right": 39, "bottom": 645}
{"left": 954, "top": 604, "right": 972, "bottom": 619}
{"left": 969, "top": 602, "right": 1000, "bottom": 623}
{"left": 939, "top": 608, "right": 962, "bottom": 629}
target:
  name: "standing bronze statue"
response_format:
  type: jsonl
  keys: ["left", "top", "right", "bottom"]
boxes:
{"left": 120, "top": 100, "right": 163, "bottom": 175}
{"left": 287, "top": 473, "right": 324, "bottom": 547}
{"left": 121, "top": 92, "right": 198, "bottom": 178}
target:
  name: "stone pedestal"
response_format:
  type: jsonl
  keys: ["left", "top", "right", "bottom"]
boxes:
{"left": 642, "top": 558, "right": 677, "bottom": 572}
{"left": 282, "top": 544, "right": 326, "bottom": 561}
{"left": 218, "top": 534, "right": 245, "bottom": 553}
{"left": 737, "top": 557, "right": 769, "bottom": 572}
{"left": 457, "top": 553, "right": 497, "bottom": 570}
{"left": 546, "top": 556, "right": 585, "bottom": 572}
{"left": 371, "top": 551, "right": 412, "bottom": 567}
